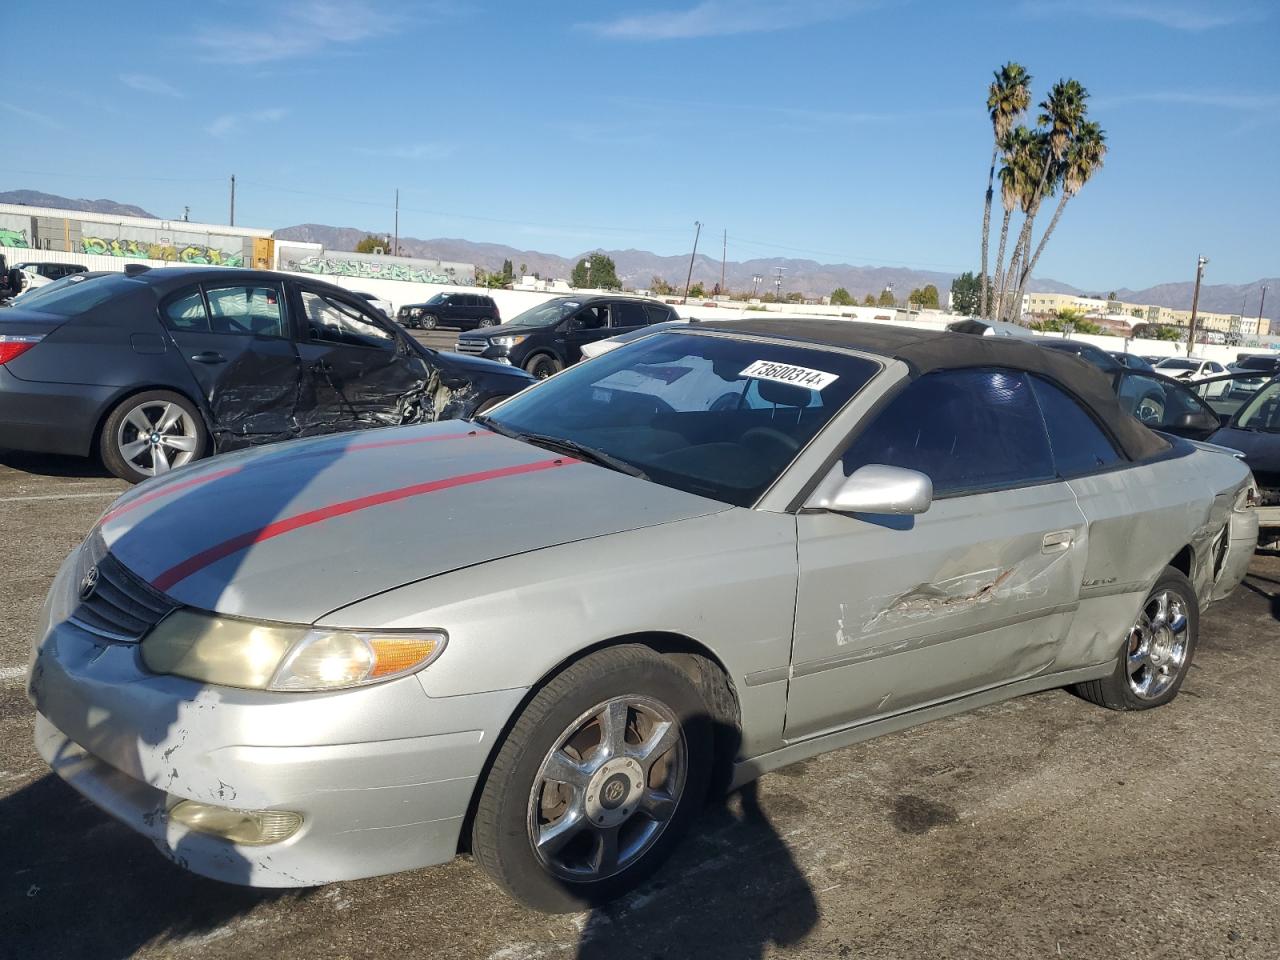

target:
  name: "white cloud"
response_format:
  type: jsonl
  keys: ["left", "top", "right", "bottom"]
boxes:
{"left": 1019, "top": 0, "right": 1268, "bottom": 31}
{"left": 120, "top": 73, "right": 184, "bottom": 98}
{"left": 194, "top": 0, "right": 405, "bottom": 64}
{"left": 206, "top": 107, "right": 288, "bottom": 137}
{"left": 1, "top": 103, "right": 64, "bottom": 130}
{"left": 583, "top": 0, "right": 873, "bottom": 40}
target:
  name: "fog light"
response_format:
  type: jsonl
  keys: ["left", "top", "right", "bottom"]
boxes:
{"left": 170, "top": 800, "right": 302, "bottom": 845}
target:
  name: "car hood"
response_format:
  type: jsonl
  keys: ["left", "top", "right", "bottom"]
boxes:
{"left": 1209, "top": 427, "right": 1280, "bottom": 476}
{"left": 457, "top": 321, "right": 553, "bottom": 340}
{"left": 96, "top": 421, "right": 728, "bottom": 622}
{"left": 434, "top": 349, "right": 536, "bottom": 381}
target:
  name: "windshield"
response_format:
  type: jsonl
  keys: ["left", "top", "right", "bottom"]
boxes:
{"left": 13, "top": 274, "right": 132, "bottom": 314}
{"left": 1234, "top": 380, "right": 1280, "bottom": 433}
{"left": 425, "top": 293, "right": 448, "bottom": 305}
{"left": 506, "top": 299, "right": 581, "bottom": 328}
{"left": 483, "top": 331, "right": 878, "bottom": 506}
{"left": 1156, "top": 358, "right": 1198, "bottom": 371}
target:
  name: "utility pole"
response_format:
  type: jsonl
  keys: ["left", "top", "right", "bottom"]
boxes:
{"left": 182, "top": 206, "right": 190, "bottom": 222}
{"left": 774, "top": 267, "right": 784, "bottom": 301}
{"left": 682, "top": 221, "right": 702, "bottom": 303}
{"left": 229, "top": 175, "right": 236, "bottom": 226}
{"left": 393, "top": 188, "right": 400, "bottom": 257}
{"left": 1186, "top": 254, "right": 1208, "bottom": 356}
{"left": 1260, "top": 286, "right": 1268, "bottom": 336}
{"left": 720, "top": 229, "right": 727, "bottom": 297}
{"left": 751, "top": 274, "right": 763, "bottom": 297}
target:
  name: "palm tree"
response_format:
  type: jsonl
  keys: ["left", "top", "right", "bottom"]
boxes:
{"left": 1009, "top": 79, "right": 1088, "bottom": 313}
{"left": 993, "top": 127, "right": 1046, "bottom": 321}
{"left": 1019, "top": 121, "right": 1108, "bottom": 293}
{"left": 979, "top": 63, "right": 1032, "bottom": 318}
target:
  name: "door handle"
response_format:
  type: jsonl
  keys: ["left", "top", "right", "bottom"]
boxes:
{"left": 190, "top": 351, "right": 226, "bottom": 364}
{"left": 1042, "top": 530, "right": 1075, "bottom": 554}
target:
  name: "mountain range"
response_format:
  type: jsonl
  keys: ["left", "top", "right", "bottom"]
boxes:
{"left": 1, "top": 192, "right": 1270, "bottom": 317}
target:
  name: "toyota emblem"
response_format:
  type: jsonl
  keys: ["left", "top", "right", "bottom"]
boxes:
{"left": 79, "top": 565, "right": 100, "bottom": 601}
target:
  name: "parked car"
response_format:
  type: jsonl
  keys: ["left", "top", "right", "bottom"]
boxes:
{"left": 354, "top": 291, "right": 393, "bottom": 319}
{"left": 28, "top": 320, "right": 1256, "bottom": 911}
{"left": 1207, "top": 375, "right": 1280, "bottom": 546}
{"left": 1229, "top": 354, "right": 1280, "bottom": 377}
{"left": 456, "top": 295, "right": 681, "bottom": 378}
{"left": 13, "top": 261, "right": 88, "bottom": 281}
{"left": 1108, "top": 351, "right": 1154, "bottom": 371}
{"left": 0, "top": 268, "right": 534, "bottom": 482}
{"left": 397, "top": 292, "right": 500, "bottom": 330}
{"left": 1154, "top": 356, "right": 1226, "bottom": 381}
{"left": 579, "top": 319, "right": 695, "bottom": 360}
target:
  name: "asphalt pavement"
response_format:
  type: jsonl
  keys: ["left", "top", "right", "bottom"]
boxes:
{"left": 1, "top": 437, "right": 1278, "bottom": 960}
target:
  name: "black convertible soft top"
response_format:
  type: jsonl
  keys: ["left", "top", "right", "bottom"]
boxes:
{"left": 693, "top": 318, "right": 1171, "bottom": 462}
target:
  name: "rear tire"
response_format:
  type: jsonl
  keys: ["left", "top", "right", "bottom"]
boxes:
{"left": 100, "top": 390, "right": 208, "bottom": 484}
{"left": 525, "top": 354, "right": 562, "bottom": 380}
{"left": 1074, "top": 567, "right": 1199, "bottom": 710}
{"left": 477, "top": 318, "right": 497, "bottom": 328}
{"left": 471, "top": 645, "right": 713, "bottom": 913}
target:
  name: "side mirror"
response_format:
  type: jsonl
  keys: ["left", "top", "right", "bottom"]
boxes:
{"left": 806, "top": 463, "right": 933, "bottom": 516}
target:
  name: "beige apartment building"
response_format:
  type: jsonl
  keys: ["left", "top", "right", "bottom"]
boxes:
{"left": 1022, "top": 291, "right": 1263, "bottom": 338}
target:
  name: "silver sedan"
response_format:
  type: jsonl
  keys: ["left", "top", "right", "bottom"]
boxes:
{"left": 28, "top": 319, "right": 1258, "bottom": 912}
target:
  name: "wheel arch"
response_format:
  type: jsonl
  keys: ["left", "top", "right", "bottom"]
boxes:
{"left": 91, "top": 382, "right": 211, "bottom": 460}
{"left": 457, "top": 630, "right": 741, "bottom": 854}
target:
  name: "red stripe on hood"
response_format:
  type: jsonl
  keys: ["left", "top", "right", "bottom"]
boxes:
{"left": 104, "top": 429, "right": 493, "bottom": 524}
{"left": 149, "top": 457, "right": 573, "bottom": 592}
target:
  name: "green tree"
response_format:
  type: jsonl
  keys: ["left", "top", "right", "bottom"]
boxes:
{"left": 354, "top": 234, "right": 386, "bottom": 254}
{"left": 992, "top": 125, "right": 1045, "bottom": 320}
{"left": 908, "top": 284, "right": 940, "bottom": 308}
{"left": 1019, "top": 120, "right": 1107, "bottom": 291}
{"left": 863, "top": 293, "right": 876, "bottom": 306}
{"left": 650, "top": 276, "right": 675, "bottom": 296}
{"left": 571, "top": 253, "right": 620, "bottom": 289}
{"left": 501, "top": 259, "right": 514, "bottom": 281}
{"left": 786, "top": 291, "right": 804, "bottom": 303}
{"left": 877, "top": 289, "right": 896, "bottom": 307}
{"left": 688, "top": 281, "right": 706, "bottom": 299}
{"left": 830, "top": 287, "right": 854, "bottom": 306}
{"left": 950, "top": 271, "right": 983, "bottom": 315}
{"left": 519, "top": 262, "right": 528, "bottom": 276}
{"left": 979, "top": 62, "right": 1032, "bottom": 318}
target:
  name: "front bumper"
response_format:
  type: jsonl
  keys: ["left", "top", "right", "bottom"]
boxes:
{"left": 28, "top": 555, "right": 525, "bottom": 887}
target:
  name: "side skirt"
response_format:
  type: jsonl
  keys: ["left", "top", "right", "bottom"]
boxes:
{"left": 729, "top": 661, "right": 1113, "bottom": 790}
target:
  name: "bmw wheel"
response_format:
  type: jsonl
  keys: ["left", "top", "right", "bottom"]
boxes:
{"left": 100, "top": 390, "right": 208, "bottom": 483}
{"left": 471, "top": 645, "right": 713, "bottom": 912}
{"left": 1075, "top": 566, "right": 1199, "bottom": 710}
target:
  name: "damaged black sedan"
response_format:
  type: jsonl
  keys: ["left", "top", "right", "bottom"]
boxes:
{"left": 0, "top": 269, "right": 534, "bottom": 482}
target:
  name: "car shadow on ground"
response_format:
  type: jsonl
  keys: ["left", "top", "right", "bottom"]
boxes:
{"left": 1239, "top": 570, "right": 1280, "bottom": 622}
{"left": 0, "top": 774, "right": 299, "bottom": 960}
{"left": 571, "top": 781, "right": 819, "bottom": 960}
{"left": 0, "top": 449, "right": 113, "bottom": 479}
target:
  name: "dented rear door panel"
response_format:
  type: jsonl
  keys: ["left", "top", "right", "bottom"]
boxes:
{"left": 786, "top": 482, "right": 1087, "bottom": 739}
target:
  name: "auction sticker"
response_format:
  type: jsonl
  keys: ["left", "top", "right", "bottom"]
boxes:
{"left": 740, "top": 360, "right": 839, "bottom": 390}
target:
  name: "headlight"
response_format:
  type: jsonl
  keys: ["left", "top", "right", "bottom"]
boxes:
{"left": 141, "top": 609, "right": 446, "bottom": 692}
{"left": 492, "top": 335, "right": 527, "bottom": 348}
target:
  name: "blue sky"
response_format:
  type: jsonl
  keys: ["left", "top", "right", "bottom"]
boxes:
{"left": 4, "top": 0, "right": 1277, "bottom": 289}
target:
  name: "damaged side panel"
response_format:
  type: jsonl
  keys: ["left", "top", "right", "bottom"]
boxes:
{"left": 786, "top": 481, "right": 1088, "bottom": 740}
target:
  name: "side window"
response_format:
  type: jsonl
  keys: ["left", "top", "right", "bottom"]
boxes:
{"left": 462, "top": 295, "right": 477, "bottom": 307}
{"left": 300, "top": 290, "right": 394, "bottom": 349}
{"left": 1029, "top": 375, "right": 1124, "bottom": 475}
{"left": 842, "top": 369, "right": 1055, "bottom": 496}
{"left": 613, "top": 302, "right": 648, "bottom": 328}
{"left": 163, "top": 287, "right": 210, "bottom": 333}
{"left": 204, "top": 284, "right": 287, "bottom": 337}
{"left": 575, "top": 305, "right": 608, "bottom": 330}
{"left": 644, "top": 304, "right": 670, "bottom": 324}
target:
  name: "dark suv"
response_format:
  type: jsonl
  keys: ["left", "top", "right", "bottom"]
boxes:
{"left": 454, "top": 295, "right": 680, "bottom": 378}
{"left": 398, "top": 292, "right": 500, "bottom": 330}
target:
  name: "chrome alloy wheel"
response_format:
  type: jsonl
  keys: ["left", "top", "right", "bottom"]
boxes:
{"left": 1126, "top": 589, "right": 1190, "bottom": 700}
{"left": 528, "top": 696, "right": 687, "bottom": 883}
{"left": 116, "top": 400, "right": 198, "bottom": 477}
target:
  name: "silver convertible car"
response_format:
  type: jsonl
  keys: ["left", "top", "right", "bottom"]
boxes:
{"left": 27, "top": 320, "right": 1258, "bottom": 912}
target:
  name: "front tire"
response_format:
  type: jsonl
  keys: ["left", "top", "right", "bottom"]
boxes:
{"left": 525, "top": 354, "right": 562, "bottom": 380}
{"left": 99, "top": 390, "right": 208, "bottom": 483}
{"left": 471, "top": 645, "right": 713, "bottom": 913}
{"left": 421, "top": 314, "right": 439, "bottom": 330}
{"left": 1075, "top": 567, "right": 1199, "bottom": 710}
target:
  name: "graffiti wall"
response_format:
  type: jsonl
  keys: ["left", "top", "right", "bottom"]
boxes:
{"left": 0, "top": 227, "right": 31, "bottom": 248}
{"left": 78, "top": 236, "right": 244, "bottom": 266}
{"left": 285, "top": 255, "right": 457, "bottom": 285}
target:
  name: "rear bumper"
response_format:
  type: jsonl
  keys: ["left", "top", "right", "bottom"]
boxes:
{"left": 28, "top": 554, "right": 526, "bottom": 887}
{"left": 0, "top": 365, "right": 111, "bottom": 456}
